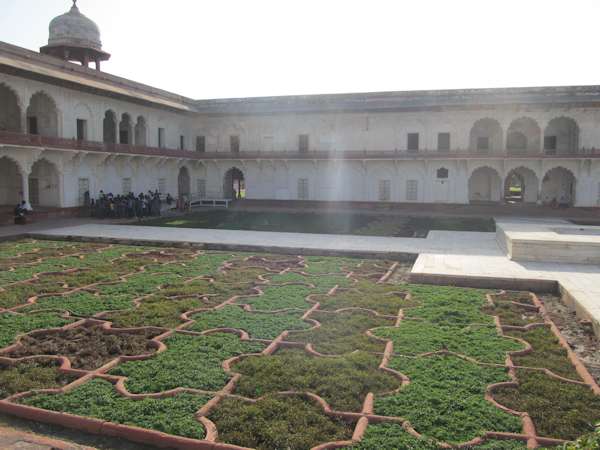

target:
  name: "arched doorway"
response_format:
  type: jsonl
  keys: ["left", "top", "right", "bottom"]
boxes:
{"left": 119, "top": 113, "right": 133, "bottom": 144}
{"left": 0, "top": 157, "right": 24, "bottom": 206}
{"left": 223, "top": 167, "right": 245, "bottom": 199}
{"left": 178, "top": 166, "right": 191, "bottom": 199}
{"left": 544, "top": 117, "right": 579, "bottom": 155}
{"left": 27, "top": 92, "right": 58, "bottom": 137}
{"left": 134, "top": 116, "right": 147, "bottom": 146}
{"left": 469, "top": 118, "right": 503, "bottom": 154}
{"left": 103, "top": 110, "right": 117, "bottom": 144}
{"left": 506, "top": 117, "right": 541, "bottom": 154}
{"left": 0, "top": 83, "right": 22, "bottom": 133}
{"left": 541, "top": 167, "right": 576, "bottom": 207}
{"left": 29, "top": 159, "right": 60, "bottom": 207}
{"left": 504, "top": 167, "right": 539, "bottom": 204}
{"left": 469, "top": 167, "right": 502, "bottom": 203}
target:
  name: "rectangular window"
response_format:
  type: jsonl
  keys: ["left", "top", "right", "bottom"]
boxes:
{"left": 158, "top": 128, "right": 165, "bottom": 148}
{"left": 477, "top": 136, "right": 490, "bottom": 152}
{"left": 378, "top": 179, "right": 391, "bottom": 202}
{"left": 437, "top": 132, "right": 450, "bottom": 152}
{"left": 158, "top": 178, "right": 166, "bottom": 194}
{"left": 179, "top": 135, "right": 186, "bottom": 150}
{"left": 407, "top": 133, "right": 419, "bottom": 153}
{"left": 27, "top": 117, "right": 38, "bottom": 135}
{"left": 406, "top": 179, "right": 419, "bottom": 201}
{"left": 544, "top": 135, "right": 557, "bottom": 154}
{"left": 297, "top": 178, "right": 309, "bottom": 200}
{"left": 230, "top": 135, "right": 240, "bottom": 153}
{"left": 122, "top": 178, "right": 132, "bottom": 195}
{"left": 197, "top": 179, "right": 206, "bottom": 198}
{"left": 196, "top": 136, "right": 206, "bottom": 153}
{"left": 299, "top": 134, "right": 309, "bottom": 153}
{"left": 78, "top": 178, "right": 90, "bottom": 206}
{"left": 76, "top": 119, "right": 87, "bottom": 141}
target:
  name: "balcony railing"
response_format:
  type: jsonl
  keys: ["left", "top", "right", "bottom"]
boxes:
{"left": 1, "top": 130, "right": 600, "bottom": 160}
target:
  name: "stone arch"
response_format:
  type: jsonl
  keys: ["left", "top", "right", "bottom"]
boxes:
{"left": 504, "top": 166, "right": 539, "bottom": 204}
{"left": 0, "top": 156, "right": 24, "bottom": 205}
{"left": 103, "top": 110, "right": 117, "bottom": 144}
{"left": 177, "top": 166, "right": 191, "bottom": 199}
{"left": 506, "top": 117, "right": 541, "bottom": 154}
{"left": 223, "top": 167, "right": 245, "bottom": 199}
{"left": 469, "top": 118, "right": 503, "bottom": 153}
{"left": 0, "top": 83, "right": 22, "bottom": 133}
{"left": 119, "top": 113, "right": 133, "bottom": 145}
{"left": 469, "top": 166, "right": 502, "bottom": 203}
{"left": 134, "top": 116, "right": 147, "bottom": 146}
{"left": 541, "top": 166, "right": 577, "bottom": 207}
{"left": 29, "top": 158, "right": 60, "bottom": 207}
{"left": 26, "top": 91, "right": 59, "bottom": 137}
{"left": 544, "top": 117, "right": 579, "bottom": 154}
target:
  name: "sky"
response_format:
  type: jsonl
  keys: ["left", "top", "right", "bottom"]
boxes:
{"left": 1, "top": 0, "right": 600, "bottom": 100}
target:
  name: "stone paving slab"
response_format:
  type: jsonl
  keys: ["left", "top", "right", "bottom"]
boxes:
{"left": 0, "top": 426, "right": 94, "bottom": 450}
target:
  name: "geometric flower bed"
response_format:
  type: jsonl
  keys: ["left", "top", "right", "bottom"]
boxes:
{"left": 0, "top": 239, "right": 599, "bottom": 449}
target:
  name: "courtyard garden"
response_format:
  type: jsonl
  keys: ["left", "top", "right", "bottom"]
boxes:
{"left": 140, "top": 210, "right": 495, "bottom": 237}
{"left": 0, "top": 239, "right": 598, "bottom": 449}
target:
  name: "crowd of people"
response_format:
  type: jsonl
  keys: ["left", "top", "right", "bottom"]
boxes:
{"left": 88, "top": 190, "right": 175, "bottom": 219}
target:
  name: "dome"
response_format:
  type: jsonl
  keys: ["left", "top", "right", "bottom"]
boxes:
{"left": 47, "top": 1, "right": 102, "bottom": 51}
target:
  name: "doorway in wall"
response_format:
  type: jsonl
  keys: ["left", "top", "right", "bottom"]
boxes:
{"left": 223, "top": 167, "right": 245, "bottom": 199}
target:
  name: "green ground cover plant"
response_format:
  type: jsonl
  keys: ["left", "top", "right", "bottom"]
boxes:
{"left": 265, "top": 272, "right": 355, "bottom": 290}
{"left": 301, "top": 255, "right": 359, "bottom": 274}
{"left": 94, "top": 273, "right": 183, "bottom": 297}
{"left": 8, "top": 325, "right": 159, "bottom": 370}
{"left": 23, "top": 292, "right": 135, "bottom": 316}
{"left": 0, "top": 312, "right": 72, "bottom": 348}
{"left": 189, "top": 305, "right": 310, "bottom": 339}
{"left": 315, "top": 283, "right": 414, "bottom": 315}
{"left": 506, "top": 326, "right": 581, "bottom": 380}
{"left": 104, "top": 297, "right": 204, "bottom": 328}
{"left": 233, "top": 349, "right": 398, "bottom": 411}
{"left": 403, "top": 285, "right": 493, "bottom": 325}
{"left": 492, "top": 369, "right": 600, "bottom": 441}
{"left": 287, "top": 310, "right": 393, "bottom": 354}
{"left": 0, "top": 360, "right": 76, "bottom": 399}
{"left": 376, "top": 355, "right": 521, "bottom": 443}
{"left": 22, "top": 379, "right": 209, "bottom": 439}
{"left": 235, "top": 284, "right": 314, "bottom": 311}
{"left": 111, "top": 333, "right": 264, "bottom": 393}
{"left": 375, "top": 321, "right": 524, "bottom": 363}
{"left": 209, "top": 394, "right": 353, "bottom": 450}
{"left": 482, "top": 301, "right": 542, "bottom": 327}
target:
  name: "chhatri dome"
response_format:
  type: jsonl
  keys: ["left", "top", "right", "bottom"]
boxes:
{"left": 40, "top": 0, "right": 110, "bottom": 71}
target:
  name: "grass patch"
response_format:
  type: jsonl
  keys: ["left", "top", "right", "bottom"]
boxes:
{"left": 23, "top": 292, "right": 135, "bottom": 317}
{"left": 104, "top": 297, "right": 204, "bottom": 328}
{"left": 189, "top": 305, "right": 310, "bottom": 339}
{"left": 111, "top": 333, "right": 264, "bottom": 393}
{"left": 315, "top": 283, "right": 414, "bottom": 316}
{"left": 8, "top": 325, "right": 159, "bottom": 370}
{"left": 21, "top": 378, "right": 209, "bottom": 439}
{"left": 287, "top": 310, "right": 393, "bottom": 354}
{"left": 209, "top": 394, "right": 353, "bottom": 450}
{"left": 0, "top": 360, "right": 76, "bottom": 399}
{"left": 493, "top": 369, "right": 600, "bottom": 440}
{"left": 482, "top": 302, "right": 542, "bottom": 327}
{"left": 376, "top": 355, "right": 521, "bottom": 443}
{"left": 235, "top": 284, "right": 314, "bottom": 311}
{"left": 233, "top": 349, "right": 399, "bottom": 411}
{"left": 0, "top": 312, "right": 72, "bottom": 348}
{"left": 506, "top": 326, "right": 580, "bottom": 380}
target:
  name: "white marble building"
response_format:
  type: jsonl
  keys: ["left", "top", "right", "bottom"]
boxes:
{"left": 1, "top": 2, "right": 600, "bottom": 209}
